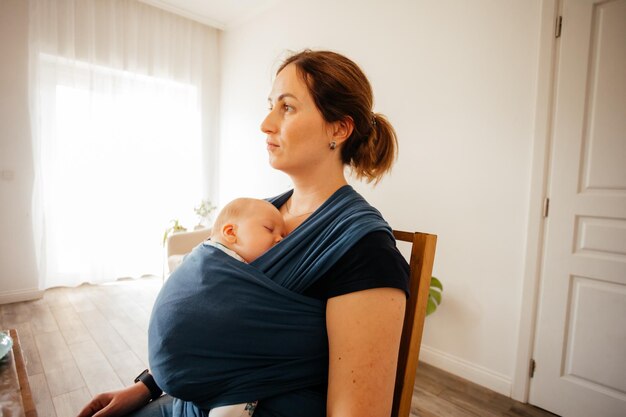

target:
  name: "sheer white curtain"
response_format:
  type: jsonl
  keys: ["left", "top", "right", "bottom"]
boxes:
{"left": 28, "top": 0, "right": 220, "bottom": 288}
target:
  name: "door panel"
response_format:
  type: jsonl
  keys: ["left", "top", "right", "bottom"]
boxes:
{"left": 579, "top": 0, "right": 626, "bottom": 191}
{"left": 564, "top": 276, "right": 626, "bottom": 393}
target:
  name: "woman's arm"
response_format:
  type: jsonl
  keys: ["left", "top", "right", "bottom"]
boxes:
{"left": 326, "top": 287, "right": 406, "bottom": 417}
{"left": 76, "top": 382, "right": 152, "bottom": 417}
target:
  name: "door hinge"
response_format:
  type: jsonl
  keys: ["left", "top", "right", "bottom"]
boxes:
{"left": 530, "top": 359, "right": 536, "bottom": 378}
{"left": 543, "top": 198, "right": 550, "bottom": 217}
{"left": 555, "top": 16, "right": 562, "bottom": 38}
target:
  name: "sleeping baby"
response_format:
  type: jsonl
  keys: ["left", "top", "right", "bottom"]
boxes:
{"left": 153, "top": 197, "right": 286, "bottom": 417}
{"left": 207, "top": 197, "right": 286, "bottom": 264}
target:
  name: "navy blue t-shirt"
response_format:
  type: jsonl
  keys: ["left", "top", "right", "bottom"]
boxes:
{"left": 303, "top": 230, "right": 410, "bottom": 300}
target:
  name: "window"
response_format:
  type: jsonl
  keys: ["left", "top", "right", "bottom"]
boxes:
{"left": 35, "top": 55, "right": 202, "bottom": 286}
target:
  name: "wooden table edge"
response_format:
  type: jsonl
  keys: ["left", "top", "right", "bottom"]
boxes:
{"left": 8, "top": 329, "right": 38, "bottom": 417}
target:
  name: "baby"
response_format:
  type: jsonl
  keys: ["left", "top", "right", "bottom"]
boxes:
{"left": 207, "top": 197, "right": 286, "bottom": 263}
{"left": 202, "top": 197, "right": 285, "bottom": 417}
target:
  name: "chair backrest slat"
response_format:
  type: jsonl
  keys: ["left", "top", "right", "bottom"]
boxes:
{"left": 391, "top": 231, "right": 437, "bottom": 417}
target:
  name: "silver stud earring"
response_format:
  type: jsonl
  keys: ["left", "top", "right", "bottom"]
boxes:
{"left": 329, "top": 141, "right": 336, "bottom": 150}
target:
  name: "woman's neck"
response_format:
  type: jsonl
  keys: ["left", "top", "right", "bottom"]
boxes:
{"left": 281, "top": 178, "right": 345, "bottom": 234}
{"left": 287, "top": 172, "right": 347, "bottom": 216}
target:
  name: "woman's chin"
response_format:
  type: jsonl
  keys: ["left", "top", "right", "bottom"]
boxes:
{"left": 268, "top": 157, "right": 283, "bottom": 170}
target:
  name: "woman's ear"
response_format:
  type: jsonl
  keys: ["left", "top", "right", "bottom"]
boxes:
{"left": 222, "top": 224, "right": 237, "bottom": 243}
{"left": 331, "top": 116, "right": 354, "bottom": 146}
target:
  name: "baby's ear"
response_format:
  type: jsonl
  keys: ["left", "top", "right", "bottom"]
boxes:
{"left": 222, "top": 224, "right": 237, "bottom": 243}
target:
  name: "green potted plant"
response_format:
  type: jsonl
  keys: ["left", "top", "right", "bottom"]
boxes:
{"left": 426, "top": 277, "right": 443, "bottom": 316}
{"left": 162, "top": 219, "right": 187, "bottom": 246}
{"left": 194, "top": 199, "right": 217, "bottom": 229}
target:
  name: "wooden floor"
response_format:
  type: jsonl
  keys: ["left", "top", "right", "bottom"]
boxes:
{"left": 0, "top": 276, "right": 558, "bottom": 417}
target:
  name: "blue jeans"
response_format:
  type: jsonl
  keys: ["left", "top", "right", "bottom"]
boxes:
{"left": 125, "top": 390, "right": 325, "bottom": 417}
{"left": 125, "top": 395, "right": 207, "bottom": 417}
{"left": 125, "top": 395, "right": 173, "bottom": 417}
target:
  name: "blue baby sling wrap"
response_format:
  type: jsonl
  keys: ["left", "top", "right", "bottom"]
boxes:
{"left": 148, "top": 185, "right": 393, "bottom": 416}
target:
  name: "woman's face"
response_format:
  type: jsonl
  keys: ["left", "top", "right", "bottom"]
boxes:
{"left": 261, "top": 64, "right": 334, "bottom": 175}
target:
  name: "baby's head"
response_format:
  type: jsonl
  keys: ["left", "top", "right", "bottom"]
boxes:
{"left": 211, "top": 198, "right": 286, "bottom": 263}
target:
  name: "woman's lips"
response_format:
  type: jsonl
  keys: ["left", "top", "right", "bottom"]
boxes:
{"left": 266, "top": 141, "right": 279, "bottom": 151}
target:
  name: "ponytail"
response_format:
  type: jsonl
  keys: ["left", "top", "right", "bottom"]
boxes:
{"left": 343, "top": 112, "right": 398, "bottom": 184}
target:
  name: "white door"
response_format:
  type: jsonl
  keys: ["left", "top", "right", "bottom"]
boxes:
{"left": 529, "top": 0, "right": 626, "bottom": 416}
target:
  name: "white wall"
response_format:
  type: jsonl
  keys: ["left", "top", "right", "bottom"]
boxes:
{"left": 219, "top": 0, "right": 542, "bottom": 395}
{"left": 0, "top": 0, "right": 42, "bottom": 303}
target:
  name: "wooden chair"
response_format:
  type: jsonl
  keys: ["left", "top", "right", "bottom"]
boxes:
{"left": 390, "top": 231, "right": 438, "bottom": 417}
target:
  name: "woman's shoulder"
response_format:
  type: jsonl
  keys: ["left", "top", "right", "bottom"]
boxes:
{"left": 351, "top": 229, "right": 397, "bottom": 249}
{"left": 303, "top": 230, "right": 410, "bottom": 300}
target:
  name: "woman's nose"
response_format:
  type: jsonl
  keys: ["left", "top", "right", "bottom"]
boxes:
{"left": 260, "top": 110, "right": 276, "bottom": 134}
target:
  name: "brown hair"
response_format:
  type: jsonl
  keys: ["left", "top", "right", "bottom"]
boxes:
{"left": 277, "top": 49, "right": 398, "bottom": 184}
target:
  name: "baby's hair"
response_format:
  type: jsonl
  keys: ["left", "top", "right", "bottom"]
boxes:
{"left": 277, "top": 49, "right": 398, "bottom": 184}
{"left": 211, "top": 198, "right": 274, "bottom": 237}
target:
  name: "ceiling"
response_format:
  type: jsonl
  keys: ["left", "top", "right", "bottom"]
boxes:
{"left": 138, "top": 0, "right": 279, "bottom": 30}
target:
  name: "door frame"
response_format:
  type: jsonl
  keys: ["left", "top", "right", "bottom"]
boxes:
{"left": 511, "top": 0, "right": 560, "bottom": 403}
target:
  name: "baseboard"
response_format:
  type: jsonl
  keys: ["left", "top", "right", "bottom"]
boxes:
{"left": 420, "top": 344, "right": 512, "bottom": 396}
{"left": 0, "top": 288, "right": 43, "bottom": 305}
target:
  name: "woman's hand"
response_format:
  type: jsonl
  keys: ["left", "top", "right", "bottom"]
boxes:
{"left": 76, "top": 382, "right": 152, "bottom": 417}
{"left": 325, "top": 287, "right": 406, "bottom": 417}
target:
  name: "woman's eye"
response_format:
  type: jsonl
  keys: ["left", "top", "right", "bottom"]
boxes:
{"left": 283, "top": 104, "right": 293, "bottom": 112}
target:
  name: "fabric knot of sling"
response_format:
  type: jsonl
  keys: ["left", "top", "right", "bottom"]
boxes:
{"left": 148, "top": 185, "right": 393, "bottom": 414}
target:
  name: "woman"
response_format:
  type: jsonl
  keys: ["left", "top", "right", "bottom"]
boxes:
{"left": 78, "top": 50, "right": 409, "bottom": 417}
